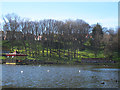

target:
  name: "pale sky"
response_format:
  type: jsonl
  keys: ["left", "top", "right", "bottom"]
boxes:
{"left": 0, "top": 1, "right": 119, "bottom": 29}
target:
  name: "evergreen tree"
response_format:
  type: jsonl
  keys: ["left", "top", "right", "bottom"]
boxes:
{"left": 91, "top": 23, "right": 103, "bottom": 57}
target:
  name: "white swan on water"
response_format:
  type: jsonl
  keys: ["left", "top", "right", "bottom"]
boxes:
{"left": 47, "top": 70, "right": 50, "bottom": 72}
{"left": 21, "top": 71, "right": 23, "bottom": 73}
{"left": 39, "top": 65, "right": 41, "bottom": 67}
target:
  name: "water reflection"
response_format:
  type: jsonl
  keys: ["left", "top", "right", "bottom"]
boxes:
{"left": 2, "top": 64, "right": 119, "bottom": 88}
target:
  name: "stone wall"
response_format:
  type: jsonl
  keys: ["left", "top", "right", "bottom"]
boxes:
{"left": 81, "top": 58, "right": 116, "bottom": 63}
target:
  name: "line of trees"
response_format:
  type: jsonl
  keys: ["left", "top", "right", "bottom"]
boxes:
{"left": 2, "top": 13, "right": 119, "bottom": 61}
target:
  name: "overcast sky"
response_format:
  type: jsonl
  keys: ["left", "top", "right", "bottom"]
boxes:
{"left": 0, "top": 1, "right": 118, "bottom": 29}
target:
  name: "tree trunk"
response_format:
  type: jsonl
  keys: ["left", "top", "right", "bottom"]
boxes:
{"left": 50, "top": 48, "right": 51, "bottom": 57}
{"left": 74, "top": 51, "right": 76, "bottom": 58}
{"left": 71, "top": 49, "right": 72, "bottom": 59}
{"left": 64, "top": 49, "right": 65, "bottom": 59}
{"left": 42, "top": 48, "right": 44, "bottom": 57}
{"left": 59, "top": 48, "right": 60, "bottom": 58}
{"left": 68, "top": 49, "right": 69, "bottom": 60}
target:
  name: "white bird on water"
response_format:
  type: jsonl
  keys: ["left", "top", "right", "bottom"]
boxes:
{"left": 47, "top": 70, "right": 50, "bottom": 72}
{"left": 79, "top": 70, "right": 81, "bottom": 73}
{"left": 21, "top": 71, "right": 23, "bottom": 73}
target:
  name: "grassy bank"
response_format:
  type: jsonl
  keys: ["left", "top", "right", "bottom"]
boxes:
{"left": 2, "top": 40, "right": 119, "bottom": 64}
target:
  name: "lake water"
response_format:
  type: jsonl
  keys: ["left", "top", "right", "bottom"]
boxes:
{"left": 1, "top": 64, "right": 120, "bottom": 88}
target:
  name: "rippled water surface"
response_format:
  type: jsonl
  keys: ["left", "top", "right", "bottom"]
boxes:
{"left": 1, "top": 64, "right": 120, "bottom": 88}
